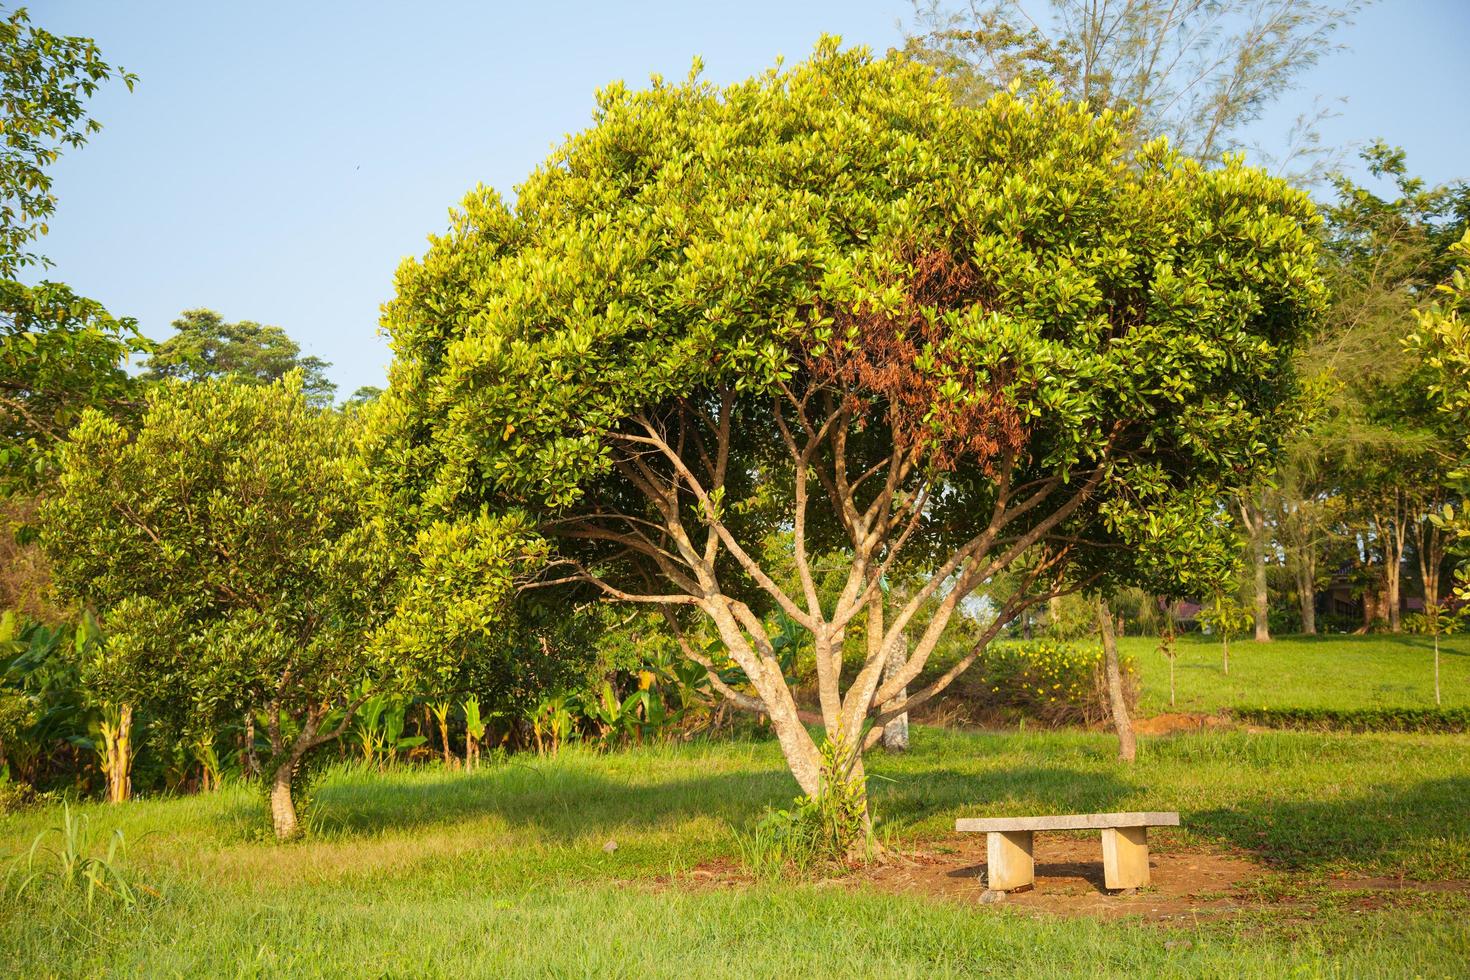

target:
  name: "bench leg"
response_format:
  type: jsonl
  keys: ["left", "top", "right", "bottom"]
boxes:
{"left": 1101, "top": 826, "right": 1150, "bottom": 890}
{"left": 986, "top": 830, "right": 1035, "bottom": 892}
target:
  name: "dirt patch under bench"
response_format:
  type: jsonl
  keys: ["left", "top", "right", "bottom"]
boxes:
{"left": 856, "top": 833, "right": 1269, "bottom": 922}
{"left": 667, "top": 834, "right": 1470, "bottom": 924}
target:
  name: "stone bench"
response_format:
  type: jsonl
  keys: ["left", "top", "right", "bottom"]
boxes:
{"left": 955, "top": 811, "right": 1180, "bottom": 895}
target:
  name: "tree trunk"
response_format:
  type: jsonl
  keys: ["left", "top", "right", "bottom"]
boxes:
{"left": 264, "top": 705, "right": 349, "bottom": 840}
{"left": 1222, "top": 635, "right": 1230, "bottom": 676}
{"left": 1096, "top": 597, "right": 1135, "bottom": 763}
{"left": 438, "top": 710, "right": 453, "bottom": 767}
{"left": 1243, "top": 499, "right": 1271, "bottom": 642}
{"left": 1296, "top": 542, "right": 1317, "bottom": 636}
{"left": 1377, "top": 507, "right": 1406, "bottom": 634}
{"left": 880, "top": 630, "right": 910, "bottom": 752}
{"left": 1435, "top": 631, "right": 1442, "bottom": 708}
{"left": 243, "top": 713, "right": 259, "bottom": 779}
{"left": 269, "top": 757, "right": 301, "bottom": 840}
{"left": 99, "top": 703, "right": 133, "bottom": 803}
{"left": 1417, "top": 514, "right": 1445, "bottom": 614}
{"left": 1385, "top": 550, "right": 1402, "bottom": 633}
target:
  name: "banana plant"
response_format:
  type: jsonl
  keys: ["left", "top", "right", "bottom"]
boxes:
{"left": 352, "top": 688, "right": 425, "bottom": 769}
{"left": 428, "top": 700, "right": 455, "bottom": 767}
{"left": 462, "top": 696, "right": 487, "bottom": 769}
{"left": 527, "top": 694, "right": 576, "bottom": 755}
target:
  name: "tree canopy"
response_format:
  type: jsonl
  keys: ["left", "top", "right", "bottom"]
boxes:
{"left": 0, "top": 6, "right": 135, "bottom": 277}
{"left": 0, "top": 279, "right": 147, "bottom": 490}
{"left": 142, "top": 309, "right": 337, "bottom": 406}
{"left": 373, "top": 42, "right": 1323, "bottom": 806}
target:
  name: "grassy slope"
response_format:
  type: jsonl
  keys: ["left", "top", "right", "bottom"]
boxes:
{"left": 1123, "top": 633, "right": 1470, "bottom": 714}
{"left": 2, "top": 728, "right": 1467, "bottom": 977}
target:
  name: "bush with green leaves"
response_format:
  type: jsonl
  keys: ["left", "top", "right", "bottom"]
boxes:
{"left": 39, "top": 376, "right": 413, "bottom": 838}
{"left": 972, "top": 640, "right": 1134, "bottom": 726}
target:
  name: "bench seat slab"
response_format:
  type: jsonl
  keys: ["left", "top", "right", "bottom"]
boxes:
{"left": 956, "top": 811, "right": 1179, "bottom": 833}
{"left": 986, "top": 830, "right": 1035, "bottom": 892}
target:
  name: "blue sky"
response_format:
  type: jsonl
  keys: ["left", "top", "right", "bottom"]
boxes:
{"left": 31, "top": 1, "right": 1470, "bottom": 399}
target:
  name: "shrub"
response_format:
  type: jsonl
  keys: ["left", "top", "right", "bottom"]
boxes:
{"left": 1231, "top": 707, "right": 1470, "bottom": 733}
{"left": 972, "top": 641, "right": 1135, "bottom": 726}
{"left": 1316, "top": 613, "right": 1360, "bottom": 635}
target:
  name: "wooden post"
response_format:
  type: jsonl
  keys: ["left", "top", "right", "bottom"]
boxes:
{"left": 986, "top": 830, "right": 1035, "bottom": 892}
{"left": 1101, "top": 826, "right": 1150, "bottom": 889}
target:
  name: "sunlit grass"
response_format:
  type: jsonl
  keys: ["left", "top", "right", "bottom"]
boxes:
{"left": 1122, "top": 632, "right": 1470, "bottom": 713}
{"left": 1, "top": 727, "right": 1467, "bottom": 975}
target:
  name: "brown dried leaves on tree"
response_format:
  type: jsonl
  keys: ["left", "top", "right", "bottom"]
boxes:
{"left": 806, "top": 248, "right": 1026, "bottom": 474}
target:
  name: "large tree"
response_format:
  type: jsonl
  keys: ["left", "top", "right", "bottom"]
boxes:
{"left": 905, "top": 0, "right": 1361, "bottom": 171}
{"left": 1306, "top": 146, "right": 1467, "bottom": 630}
{"left": 142, "top": 309, "right": 337, "bottom": 406}
{"left": 0, "top": 7, "right": 143, "bottom": 490}
{"left": 372, "top": 44, "right": 1322, "bottom": 820}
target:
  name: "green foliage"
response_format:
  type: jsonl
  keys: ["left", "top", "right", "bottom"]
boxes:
{"left": 0, "top": 8, "right": 142, "bottom": 492}
{"left": 0, "top": 610, "right": 93, "bottom": 790}
{"left": 350, "top": 689, "right": 427, "bottom": 769}
{"left": 36, "top": 377, "right": 411, "bottom": 833}
{"left": 1198, "top": 593, "right": 1252, "bottom": 640}
{"left": 0, "top": 7, "right": 135, "bottom": 277}
{"left": 526, "top": 693, "right": 577, "bottom": 755}
{"left": 0, "top": 279, "right": 148, "bottom": 490}
{"left": 1230, "top": 706, "right": 1470, "bottom": 734}
{"left": 5, "top": 803, "right": 138, "bottom": 910}
{"left": 40, "top": 377, "right": 381, "bottom": 732}
{"left": 738, "top": 738, "right": 871, "bottom": 879}
{"left": 973, "top": 639, "right": 1132, "bottom": 725}
{"left": 373, "top": 40, "right": 1323, "bottom": 805}
{"left": 344, "top": 385, "right": 382, "bottom": 407}
{"left": 521, "top": 631, "right": 727, "bottom": 754}
{"left": 379, "top": 45, "right": 1321, "bottom": 575}
{"left": 141, "top": 309, "right": 337, "bottom": 406}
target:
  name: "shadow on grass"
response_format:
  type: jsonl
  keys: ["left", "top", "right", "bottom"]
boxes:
{"left": 308, "top": 756, "right": 1142, "bottom": 846}
{"left": 1189, "top": 776, "right": 1470, "bottom": 876}
{"left": 293, "top": 732, "right": 1469, "bottom": 879}
{"left": 309, "top": 761, "right": 794, "bottom": 841}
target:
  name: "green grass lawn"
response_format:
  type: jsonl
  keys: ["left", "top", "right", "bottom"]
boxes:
{"left": 2, "top": 727, "right": 1467, "bottom": 977}
{"left": 1124, "top": 633, "right": 1470, "bottom": 714}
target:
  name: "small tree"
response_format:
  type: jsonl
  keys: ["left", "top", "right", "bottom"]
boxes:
{"left": 1094, "top": 596, "right": 1134, "bottom": 762}
{"left": 1157, "top": 602, "right": 1178, "bottom": 708}
{"left": 40, "top": 377, "right": 402, "bottom": 837}
{"left": 462, "top": 695, "right": 485, "bottom": 769}
{"left": 1199, "top": 593, "right": 1252, "bottom": 675}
